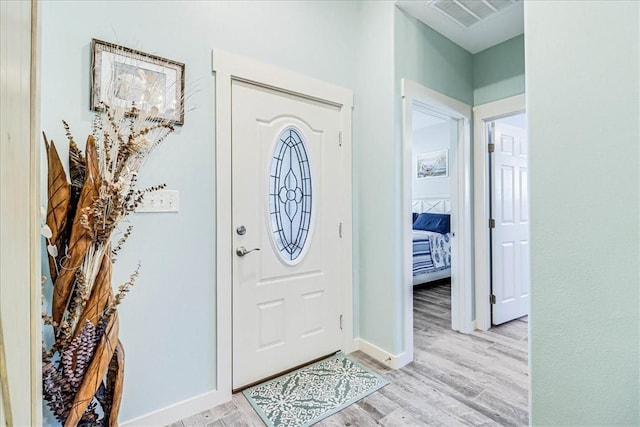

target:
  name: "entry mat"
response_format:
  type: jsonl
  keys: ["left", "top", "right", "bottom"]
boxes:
{"left": 242, "top": 352, "right": 389, "bottom": 427}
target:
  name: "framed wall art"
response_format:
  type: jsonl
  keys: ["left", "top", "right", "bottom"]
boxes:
{"left": 417, "top": 149, "right": 448, "bottom": 178}
{"left": 91, "top": 39, "right": 185, "bottom": 124}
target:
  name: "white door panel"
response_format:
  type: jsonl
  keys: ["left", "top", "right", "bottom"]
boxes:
{"left": 492, "top": 122, "right": 529, "bottom": 325}
{"left": 232, "top": 80, "right": 342, "bottom": 389}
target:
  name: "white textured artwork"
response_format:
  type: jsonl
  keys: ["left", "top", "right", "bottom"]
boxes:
{"left": 417, "top": 149, "right": 448, "bottom": 178}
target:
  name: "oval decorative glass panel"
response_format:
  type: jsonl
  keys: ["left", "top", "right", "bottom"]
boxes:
{"left": 269, "top": 127, "right": 313, "bottom": 263}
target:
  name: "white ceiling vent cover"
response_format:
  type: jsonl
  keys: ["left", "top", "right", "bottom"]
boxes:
{"left": 429, "top": 0, "right": 519, "bottom": 28}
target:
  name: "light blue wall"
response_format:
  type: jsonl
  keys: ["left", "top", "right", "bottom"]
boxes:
{"left": 40, "top": 1, "right": 364, "bottom": 422}
{"left": 526, "top": 1, "right": 639, "bottom": 424}
{"left": 352, "top": 1, "right": 401, "bottom": 354}
{"left": 353, "top": 6, "right": 475, "bottom": 357}
{"left": 395, "top": 8, "right": 474, "bottom": 106}
{"left": 473, "top": 35, "right": 525, "bottom": 106}
{"left": 393, "top": 7, "right": 474, "bottom": 336}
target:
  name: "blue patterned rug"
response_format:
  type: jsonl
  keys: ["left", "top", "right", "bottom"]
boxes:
{"left": 242, "top": 353, "right": 389, "bottom": 427}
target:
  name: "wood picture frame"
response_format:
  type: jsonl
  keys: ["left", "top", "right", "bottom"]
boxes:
{"left": 91, "top": 39, "right": 185, "bottom": 124}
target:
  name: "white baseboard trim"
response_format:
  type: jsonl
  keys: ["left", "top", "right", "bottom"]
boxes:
{"left": 354, "top": 338, "right": 412, "bottom": 370}
{"left": 120, "top": 389, "right": 230, "bottom": 427}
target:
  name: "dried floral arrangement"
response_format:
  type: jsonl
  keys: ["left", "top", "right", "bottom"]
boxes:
{"left": 41, "top": 103, "right": 173, "bottom": 426}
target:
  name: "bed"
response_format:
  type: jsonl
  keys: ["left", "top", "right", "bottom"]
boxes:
{"left": 412, "top": 198, "right": 452, "bottom": 286}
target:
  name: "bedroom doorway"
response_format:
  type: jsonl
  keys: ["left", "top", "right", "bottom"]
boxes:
{"left": 473, "top": 94, "right": 528, "bottom": 331}
{"left": 401, "top": 79, "right": 473, "bottom": 365}
{"left": 489, "top": 114, "right": 529, "bottom": 325}
{"left": 410, "top": 108, "right": 455, "bottom": 285}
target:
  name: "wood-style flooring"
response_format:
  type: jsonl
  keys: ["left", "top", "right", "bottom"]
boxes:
{"left": 170, "top": 281, "right": 529, "bottom": 426}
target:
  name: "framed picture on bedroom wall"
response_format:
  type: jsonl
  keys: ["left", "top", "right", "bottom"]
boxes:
{"left": 417, "top": 149, "right": 448, "bottom": 178}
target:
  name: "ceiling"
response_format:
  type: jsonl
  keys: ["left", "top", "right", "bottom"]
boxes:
{"left": 396, "top": 0, "right": 524, "bottom": 54}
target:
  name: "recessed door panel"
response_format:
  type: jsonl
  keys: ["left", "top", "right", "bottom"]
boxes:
{"left": 520, "top": 240, "right": 530, "bottom": 298}
{"left": 501, "top": 165, "right": 515, "bottom": 224}
{"left": 302, "top": 290, "right": 325, "bottom": 338}
{"left": 500, "top": 242, "right": 515, "bottom": 302}
{"left": 257, "top": 299, "right": 286, "bottom": 350}
{"left": 520, "top": 167, "right": 529, "bottom": 224}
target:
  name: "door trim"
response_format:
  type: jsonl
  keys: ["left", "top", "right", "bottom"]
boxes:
{"left": 0, "top": 0, "right": 42, "bottom": 424}
{"left": 401, "top": 78, "right": 474, "bottom": 366}
{"left": 473, "top": 93, "right": 526, "bottom": 331}
{"left": 212, "top": 49, "right": 354, "bottom": 401}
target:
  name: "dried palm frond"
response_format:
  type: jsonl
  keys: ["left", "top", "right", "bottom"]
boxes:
{"left": 52, "top": 136, "right": 101, "bottom": 327}
{"left": 44, "top": 133, "right": 71, "bottom": 244}
{"left": 105, "top": 341, "right": 125, "bottom": 426}
{"left": 44, "top": 133, "right": 71, "bottom": 283}
{"left": 42, "top": 321, "right": 98, "bottom": 425}
{"left": 65, "top": 312, "right": 119, "bottom": 427}
{"left": 68, "top": 137, "right": 86, "bottom": 190}
{"left": 71, "top": 248, "right": 112, "bottom": 341}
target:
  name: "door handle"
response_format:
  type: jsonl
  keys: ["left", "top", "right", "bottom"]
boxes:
{"left": 236, "top": 246, "right": 260, "bottom": 257}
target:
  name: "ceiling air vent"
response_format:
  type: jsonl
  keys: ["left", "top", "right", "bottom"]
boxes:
{"left": 428, "top": 0, "right": 519, "bottom": 28}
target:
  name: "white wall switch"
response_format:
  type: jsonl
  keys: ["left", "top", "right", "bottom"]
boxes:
{"left": 136, "top": 190, "right": 180, "bottom": 213}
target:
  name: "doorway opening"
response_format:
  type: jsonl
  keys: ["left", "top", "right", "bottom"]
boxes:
{"left": 401, "top": 90, "right": 530, "bottom": 424}
{"left": 489, "top": 113, "right": 529, "bottom": 326}
{"left": 473, "top": 94, "right": 529, "bottom": 331}
{"left": 401, "top": 79, "right": 474, "bottom": 366}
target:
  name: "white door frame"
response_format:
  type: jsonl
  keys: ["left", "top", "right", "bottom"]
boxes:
{"left": 473, "top": 93, "right": 526, "bottom": 331}
{"left": 213, "top": 49, "right": 354, "bottom": 401}
{"left": 0, "top": 0, "right": 41, "bottom": 424}
{"left": 401, "top": 79, "right": 474, "bottom": 363}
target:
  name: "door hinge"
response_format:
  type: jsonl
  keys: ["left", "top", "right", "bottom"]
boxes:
{"left": 340, "top": 314, "right": 343, "bottom": 330}
{"left": 489, "top": 218, "right": 495, "bottom": 228}
{"left": 338, "top": 131, "right": 342, "bottom": 147}
{"left": 339, "top": 222, "right": 343, "bottom": 238}
{"left": 490, "top": 294, "right": 496, "bottom": 304}
{"left": 488, "top": 143, "right": 495, "bottom": 153}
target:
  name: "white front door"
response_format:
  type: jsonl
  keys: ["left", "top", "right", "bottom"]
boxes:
{"left": 491, "top": 122, "right": 530, "bottom": 325}
{"left": 231, "top": 80, "right": 344, "bottom": 389}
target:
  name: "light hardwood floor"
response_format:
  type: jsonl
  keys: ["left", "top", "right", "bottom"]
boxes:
{"left": 170, "top": 281, "right": 529, "bottom": 426}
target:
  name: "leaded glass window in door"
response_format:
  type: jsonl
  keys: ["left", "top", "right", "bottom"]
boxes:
{"left": 269, "top": 127, "right": 313, "bottom": 264}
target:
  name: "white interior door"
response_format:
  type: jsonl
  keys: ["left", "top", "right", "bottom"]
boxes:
{"left": 231, "top": 80, "right": 344, "bottom": 389}
{"left": 491, "top": 122, "right": 530, "bottom": 325}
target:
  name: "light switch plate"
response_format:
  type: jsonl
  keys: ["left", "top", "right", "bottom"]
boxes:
{"left": 136, "top": 190, "right": 179, "bottom": 213}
